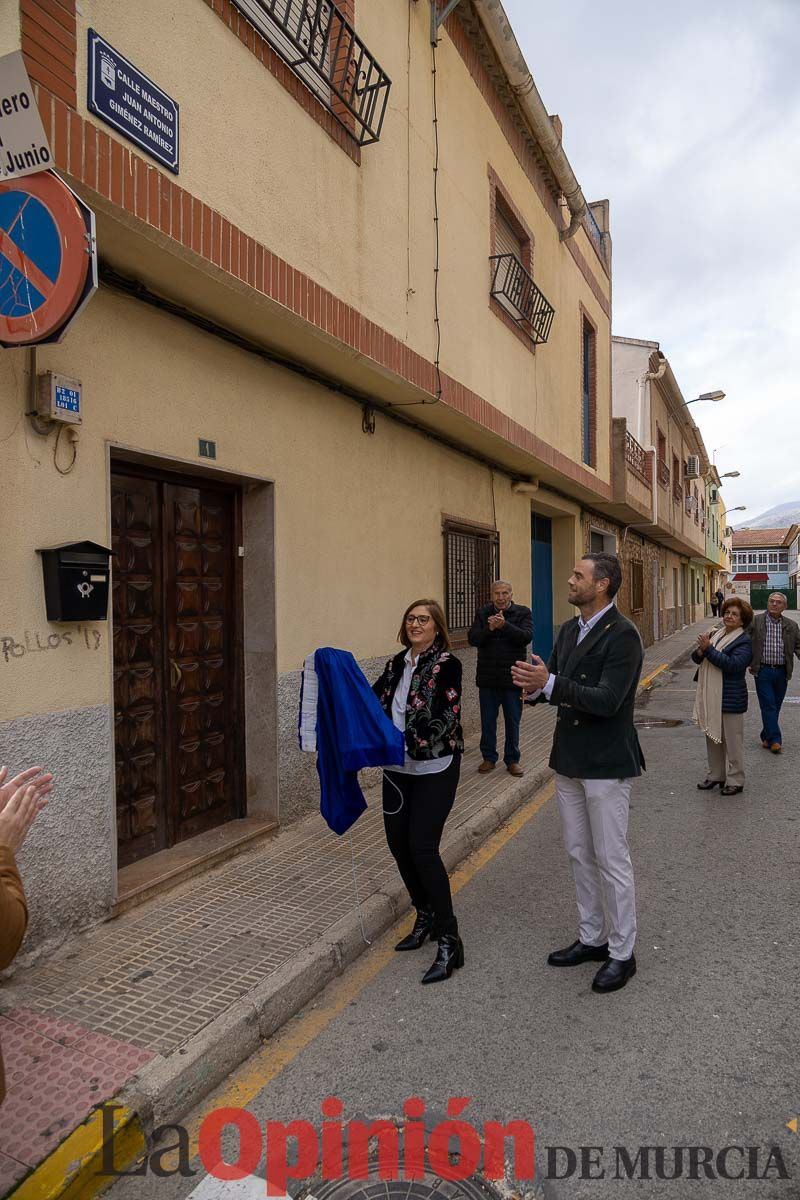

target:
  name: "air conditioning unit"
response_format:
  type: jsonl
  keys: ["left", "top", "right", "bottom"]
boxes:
{"left": 685, "top": 455, "right": 701, "bottom": 479}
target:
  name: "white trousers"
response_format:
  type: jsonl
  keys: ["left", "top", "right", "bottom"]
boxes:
{"left": 555, "top": 773, "right": 637, "bottom": 961}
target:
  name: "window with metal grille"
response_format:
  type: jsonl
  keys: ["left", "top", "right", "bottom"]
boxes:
{"left": 230, "top": 0, "right": 391, "bottom": 146}
{"left": 630, "top": 560, "right": 644, "bottom": 612}
{"left": 443, "top": 521, "right": 500, "bottom": 633}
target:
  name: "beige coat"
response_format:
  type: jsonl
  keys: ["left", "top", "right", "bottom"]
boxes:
{"left": 0, "top": 844, "right": 28, "bottom": 1105}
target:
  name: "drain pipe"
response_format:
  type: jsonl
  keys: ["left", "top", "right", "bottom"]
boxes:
{"left": 635, "top": 354, "right": 667, "bottom": 528}
{"left": 471, "top": 0, "right": 587, "bottom": 240}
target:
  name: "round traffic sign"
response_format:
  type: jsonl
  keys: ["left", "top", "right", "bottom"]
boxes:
{"left": 0, "top": 171, "right": 90, "bottom": 345}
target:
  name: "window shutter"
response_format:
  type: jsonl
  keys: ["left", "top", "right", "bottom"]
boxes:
{"left": 496, "top": 208, "right": 523, "bottom": 261}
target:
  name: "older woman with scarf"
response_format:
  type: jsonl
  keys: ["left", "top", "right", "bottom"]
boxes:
{"left": 692, "top": 597, "right": 753, "bottom": 795}
{"left": 373, "top": 598, "right": 464, "bottom": 984}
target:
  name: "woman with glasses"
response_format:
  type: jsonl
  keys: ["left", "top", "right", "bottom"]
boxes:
{"left": 373, "top": 599, "right": 464, "bottom": 983}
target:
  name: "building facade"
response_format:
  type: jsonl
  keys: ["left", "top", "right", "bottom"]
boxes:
{"left": 731, "top": 527, "right": 799, "bottom": 593}
{"left": 3, "top": 0, "right": 619, "bottom": 953}
{"left": 703, "top": 467, "right": 732, "bottom": 608}
{"left": 606, "top": 337, "right": 719, "bottom": 643}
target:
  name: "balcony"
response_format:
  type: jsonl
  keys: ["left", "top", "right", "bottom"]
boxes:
{"left": 489, "top": 254, "right": 555, "bottom": 345}
{"left": 605, "top": 418, "right": 653, "bottom": 524}
{"left": 604, "top": 420, "right": 708, "bottom": 557}
{"left": 625, "top": 430, "right": 650, "bottom": 485}
{"left": 231, "top": 0, "right": 392, "bottom": 146}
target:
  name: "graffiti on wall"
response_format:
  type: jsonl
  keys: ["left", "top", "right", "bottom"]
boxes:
{"left": 1, "top": 626, "right": 103, "bottom": 664}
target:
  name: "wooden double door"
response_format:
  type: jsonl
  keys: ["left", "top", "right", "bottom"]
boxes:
{"left": 111, "top": 465, "right": 244, "bottom": 868}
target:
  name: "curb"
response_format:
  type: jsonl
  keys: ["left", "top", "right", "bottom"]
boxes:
{"left": 12, "top": 763, "right": 555, "bottom": 1197}
{"left": 9, "top": 1103, "right": 144, "bottom": 1200}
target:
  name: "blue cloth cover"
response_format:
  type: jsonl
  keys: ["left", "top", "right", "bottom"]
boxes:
{"left": 299, "top": 647, "right": 405, "bottom": 835}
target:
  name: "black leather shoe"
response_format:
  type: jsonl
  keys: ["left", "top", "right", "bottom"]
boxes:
{"left": 547, "top": 939, "right": 609, "bottom": 967}
{"left": 395, "top": 907, "right": 434, "bottom": 951}
{"left": 421, "top": 934, "right": 464, "bottom": 983}
{"left": 697, "top": 779, "right": 723, "bottom": 790}
{"left": 592, "top": 954, "right": 636, "bottom": 993}
{"left": 720, "top": 784, "right": 744, "bottom": 795}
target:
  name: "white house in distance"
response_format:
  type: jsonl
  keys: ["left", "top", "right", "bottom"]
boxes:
{"left": 731, "top": 526, "right": 799, "bottom": 590}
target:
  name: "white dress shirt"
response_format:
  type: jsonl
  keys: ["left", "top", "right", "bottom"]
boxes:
{"left": 388, "top": 649, "right": 453, "bottom": 775}
{"left": 531, "top": 601, "right": 617, "bottom": 701}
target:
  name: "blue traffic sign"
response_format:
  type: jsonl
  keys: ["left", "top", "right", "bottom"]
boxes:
{"left": 0, "top": 171, "right": 97, "bottom": 347}
{"left": 0, "top": 188, "right": 60, "bottom": 317}
{"left": 87, "top": 30, "right": 179, "bottom": 174}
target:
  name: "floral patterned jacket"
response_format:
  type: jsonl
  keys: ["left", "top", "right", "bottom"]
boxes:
{"left": 373, "top": 640, "right": 464, "bottom": 760}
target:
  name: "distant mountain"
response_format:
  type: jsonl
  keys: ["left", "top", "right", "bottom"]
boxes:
{"left": 734, "top": 501, "right": 800, "bottom": 530}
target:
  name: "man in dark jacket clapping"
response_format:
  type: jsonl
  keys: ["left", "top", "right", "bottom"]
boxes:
{"left": 468, "top": 580, "right": 532, "bottom": 776}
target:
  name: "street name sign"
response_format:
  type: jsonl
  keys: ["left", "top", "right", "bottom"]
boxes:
{"left": 0, "top": 50, "right": 53, "bottom": 181}
{"left": 87, "top": 31, "right": 179, "bottom": 174}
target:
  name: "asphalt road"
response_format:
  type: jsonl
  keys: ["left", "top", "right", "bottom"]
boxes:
{"left": 106, "top": 646, "right": 800, "bottom": 1200}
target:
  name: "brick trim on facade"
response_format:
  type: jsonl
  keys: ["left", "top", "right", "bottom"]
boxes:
{"left": 566, "top": 234, "right": 611, "bottom": 319}
{"left": 27, "top": 38, "right": 611, "bottom": 502}
{"left": 202, "top": 0, "right": 361, "bottom": 165}
{"left": 20, "top": 0, "right": 77, "bottom": 109}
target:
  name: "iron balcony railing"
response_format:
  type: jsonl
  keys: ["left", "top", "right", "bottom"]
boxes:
{"left": 657, "top": 459, "right": 670, "bottom": 488}
{"left": 231, "top": 0, "right": 391, "bottom": 146}
{"left": 489, "top": 254, "right": 555, "bottom": 344}
{"left": 625, "top": 431, "right": 650, "bottom": 485}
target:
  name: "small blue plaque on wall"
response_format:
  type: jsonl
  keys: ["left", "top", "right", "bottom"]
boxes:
{"left": 87, "top": 30, "right": 179, "bottom": 174}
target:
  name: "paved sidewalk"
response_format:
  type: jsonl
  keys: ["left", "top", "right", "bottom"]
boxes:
{"left": 0, "top": 615, "right": 711, "bottom": 1197}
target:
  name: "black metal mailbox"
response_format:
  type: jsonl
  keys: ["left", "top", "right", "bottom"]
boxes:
{"left": 37, "top": 541, "right": 113, "bottom": 622}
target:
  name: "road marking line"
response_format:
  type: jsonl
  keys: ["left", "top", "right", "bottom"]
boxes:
{"left": 187, "top": 1174, "right": 281, "bottom": 1198}
{"left": 639, "top": 663, "right": 669, "bottom": 691}
{"left": 173, "top": 778, "right": 556, "bottom": 1158}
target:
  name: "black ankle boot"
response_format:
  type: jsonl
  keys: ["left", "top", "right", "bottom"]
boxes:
{"left": 395, "top": 907, "right": 435, "bottom": 951}
{"left": 421, "top": 933, "right": 464, "bottom": 983}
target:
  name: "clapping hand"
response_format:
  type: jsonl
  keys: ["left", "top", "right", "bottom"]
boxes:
{"left": 0, "top": 771, "right": 50, "bottom": 855}
{"left": 487, "top": 612, "right": 505, "bottom": 630}
{"left": 0, "top": 766, "right": 54, "bottom": 814}
{"left": 511, "top": 655, "right": 549, "bottom": 694}
{"left": 696, "top": 632, "right": 712, "bottom": 653}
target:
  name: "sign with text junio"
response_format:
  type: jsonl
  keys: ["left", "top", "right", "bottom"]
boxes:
{"left": 0, "top": 50, "right": 53, "bottom": 180}
{"left": 87, "top": 31, "right": 179, "bottom": 173}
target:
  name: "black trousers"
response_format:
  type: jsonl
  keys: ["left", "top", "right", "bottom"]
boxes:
{"left": 383, "top": 755, "right": 461, "bottom": 937}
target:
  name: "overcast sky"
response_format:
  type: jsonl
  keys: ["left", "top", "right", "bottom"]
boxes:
{"left": 502, "top": 0, "right": 799, "bottom": 523}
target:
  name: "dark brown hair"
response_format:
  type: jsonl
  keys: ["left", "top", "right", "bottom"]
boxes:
{"left": 721, "top": 597, "right": 754, "bottom": 628}
{"left": 397, "top": 599, "right": 451, "bottom": 650}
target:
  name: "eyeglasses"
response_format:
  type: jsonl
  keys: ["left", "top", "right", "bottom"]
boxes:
{"left": 405, "top": 614, "right": 431, "bottom": 626}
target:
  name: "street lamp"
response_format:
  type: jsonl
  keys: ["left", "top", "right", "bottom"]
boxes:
{"left": 719, "top": 470, "right": 740, "bottom": 478}
{"left": 684, "top": 390, "right": 725, "bottom": 406}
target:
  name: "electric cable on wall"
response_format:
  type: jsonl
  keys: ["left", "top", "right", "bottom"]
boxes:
{"left": 390, "top": 30, "right": 443, "bottom": 408}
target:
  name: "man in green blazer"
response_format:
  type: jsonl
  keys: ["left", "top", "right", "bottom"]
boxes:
{"left": 512, "top": 553, "right": 644, "bottom": 994}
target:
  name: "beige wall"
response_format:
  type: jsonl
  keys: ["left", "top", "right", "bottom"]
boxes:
{"left": 0, "top": 290, "right": 536, "bottom": 724}
{"left": 0, "top": 0, "right": 20, "bottom": 54}
{"left": 74, "top": 0, "right": 611, "bottom": 483}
